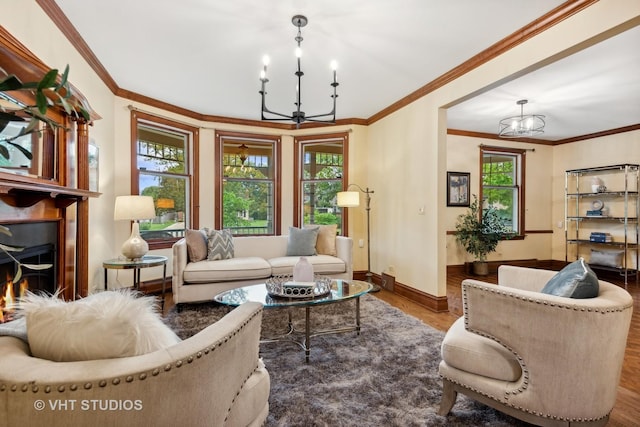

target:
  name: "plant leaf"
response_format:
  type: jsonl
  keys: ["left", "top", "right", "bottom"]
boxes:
{"left": 0, "top": 225, "right": 12, "bottom": 236}
{"left": 0, "top": 243, "right": 23, "bottom": 252}
{"left": 6, "top": 141, "right": 33, "bottom": 160}
{"left": 0, "top": 144, "right": 9, "bottom": 160}
{"left": 13, "top": 266, "right": 22, "bottom": 283}
{"left": 36, "top": 90, "right": 48, "bottom": 115}
{"left": 57, "top": 65, "right": 69, "bottom": 90}
{"left": 0, "top": 75, "right": 22, "bottom": 91}
{"left": 37, "top": 69, "right": 58, "bottom": 90}
{"left": 22, "top": 263, "right": 53, "bottom": 270}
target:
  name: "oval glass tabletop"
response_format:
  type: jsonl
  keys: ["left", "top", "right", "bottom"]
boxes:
{"left": 213, "top": 279, "right": 372, "bottom": 308}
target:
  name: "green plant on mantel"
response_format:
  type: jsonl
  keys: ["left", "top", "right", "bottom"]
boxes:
{"left": 0, "top": 65, "right": 90, "bottom": 161}
{"left": 0, "top": 225, "right": 52, "bottom": 283}
{"left": 455, "top": 194, "right": 512, "bottom": 264}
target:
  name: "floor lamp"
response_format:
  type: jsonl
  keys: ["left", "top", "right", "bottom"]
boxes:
{"left": 337, "top": 184, "right": 380, "bottom": 292}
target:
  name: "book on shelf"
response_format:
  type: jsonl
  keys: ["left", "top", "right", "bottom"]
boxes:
{"left": 590, "top": 232, "right": 612, "bottom": 243}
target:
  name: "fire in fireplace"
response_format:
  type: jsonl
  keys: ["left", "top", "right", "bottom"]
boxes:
{"left": 0, "top": 223, "right": 58, "bottom": 322}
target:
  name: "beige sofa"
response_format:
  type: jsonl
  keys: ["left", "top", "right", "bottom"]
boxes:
{"left": 0, "top": 302, "right": 269, "bottom": 427}
{"left": 439, "top": 265, "right": 633, "bottom": 426}
{"left": 172, "top": 235, "right": 353, "bottom": 305}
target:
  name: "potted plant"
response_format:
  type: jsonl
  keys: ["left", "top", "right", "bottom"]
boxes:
{"left": 455, "top": 194, "right": 511, "bottom": 275}
{"left": 0, "top": 65, "right": 90, "bottom": 161}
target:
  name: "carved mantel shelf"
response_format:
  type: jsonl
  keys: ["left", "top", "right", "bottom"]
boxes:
{"left": 0, "top": 175, "right": 100, "bottom": 208}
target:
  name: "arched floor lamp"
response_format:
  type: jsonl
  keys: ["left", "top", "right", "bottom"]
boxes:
{"left": 337, "top": 184, "right": 380, "bottom": 292}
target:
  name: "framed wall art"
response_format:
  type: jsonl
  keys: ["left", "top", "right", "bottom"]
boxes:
{"left": 447, "top": 171, "right": 470, "bottom": 207}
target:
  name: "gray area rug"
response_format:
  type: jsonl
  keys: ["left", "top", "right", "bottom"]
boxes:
{"left": 165, "top": 294, "right": 528, "bottom": 426}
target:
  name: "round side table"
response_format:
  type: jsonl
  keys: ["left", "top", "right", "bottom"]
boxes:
{"left": 103, "top": 255, "right": 168, "bottom": 308}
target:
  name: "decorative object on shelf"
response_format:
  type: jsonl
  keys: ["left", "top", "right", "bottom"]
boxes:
{"left": 293, "top": 256, "right": 314, "bottom": 282}
{"left": 586, "top": 199, "right": 606, "bottom": 216}
{"left": 498, "top": 99, "right": 545, "bottom": 138}
{"left": 454, "top": 194, "right": 513, "bottom": 276}
{"left": 589, "top": 232, "right": 612, "bottom": 243}
{"left": 259, "top": 15, "right": 339, "bottom": 128}
{"left": 447, "top": 171, "right": 470, "bottom": 207}
{"left": 114, "top": 195, "right": 156, "bottom": 260}
{"left": 590, "top": 176, "right": 606, "bottom": 193}
{"left": 0, "top": 65, "right": 91, "bottom": 161}
{"left": 266, "top": 274, "right": 331, "bottom": 299}
{"left": 337, "top": 184, "right": 379, "bottom": 291}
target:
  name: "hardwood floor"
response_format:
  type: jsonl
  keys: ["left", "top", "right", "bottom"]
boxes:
{"left": 163, "top": 271, "right": 640, "bottom": 425}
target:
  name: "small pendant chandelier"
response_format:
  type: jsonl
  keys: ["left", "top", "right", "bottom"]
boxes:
{"left": 259, "top": 15, "right": 339, "bottom": 129}
{"left": 498, "top": 99, "right": 545, "bottom": 138}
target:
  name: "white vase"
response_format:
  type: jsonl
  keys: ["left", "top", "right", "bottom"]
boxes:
{"left": 293, "top": 256, "right": 314, "bottom": 282}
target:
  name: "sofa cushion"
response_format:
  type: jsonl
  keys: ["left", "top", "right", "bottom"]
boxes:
{"left": 541, "top": 258, "right": 599, "bottom": 299}
{"left": 441, "top": 317, "right": 521, "bottom": 382}
{"left": 269, "top": 255, "right": 346, "bottom": 276}
{"left": 286, "top": 226, "right": 319, "bottom": 256}
{"left": 185, "top": 229, "right": 208, "bottom": 262}
{"left": 183, "top": 257, "right": 272, "bottom": 283}
{"left": 314, "top": 224, "right": 338, "bottom": 256}
{"left": 20, "top": 290, "right": 180, "bottom": 362}
{"left": 204, "top": 228, "right": 235, "bottom": 260}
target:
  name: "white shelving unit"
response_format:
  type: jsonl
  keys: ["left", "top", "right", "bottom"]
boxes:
{"left": 565, "top": 164, "right": 639, "bottom": 286}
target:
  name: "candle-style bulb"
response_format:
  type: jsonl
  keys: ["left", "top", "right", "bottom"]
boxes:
{"left": 295, "top": 47, "right": 302, "bottom": 58}
{"left": 262, "top": 55, "right": 270, "bottom": 66}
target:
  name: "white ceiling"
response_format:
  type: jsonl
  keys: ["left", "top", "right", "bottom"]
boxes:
{"left": 53, "top": 0, "right": 640, "bottom": 142}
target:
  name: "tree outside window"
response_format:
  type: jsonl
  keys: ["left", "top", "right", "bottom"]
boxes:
{"left": 215, "top": 132, "right": 280, "bottom": 236}
{"left": 480, "top": 147, "right": 525, "bottom": 236}
{"left": 295, "top": 134, "right": 348, "bottom": 234}
{"left": 131, "top": 111, "right": 198, "bottom": 248}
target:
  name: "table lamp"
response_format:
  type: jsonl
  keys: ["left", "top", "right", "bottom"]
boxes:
{"left": 114, "top": 195, "right": 156, "bottom": 260}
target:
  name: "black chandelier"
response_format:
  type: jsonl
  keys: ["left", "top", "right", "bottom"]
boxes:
{"left": 259, "top": 15, "right": 339, "bottom": 128}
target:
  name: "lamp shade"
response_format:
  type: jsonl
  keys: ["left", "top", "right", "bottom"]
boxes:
{"left": 337, "top": 191, "right": 360, "bottom": 207}
{"left": 114, "top": 195, "right": 156, "bottom": 221}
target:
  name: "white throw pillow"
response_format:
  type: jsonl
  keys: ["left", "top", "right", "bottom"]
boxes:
{"left": 19, "top": 289, "right": 180, "bottom": 362}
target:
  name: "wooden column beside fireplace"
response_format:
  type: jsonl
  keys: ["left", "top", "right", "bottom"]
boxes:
{"left": 0, "top": 27, "right": 100, "bottom": 300}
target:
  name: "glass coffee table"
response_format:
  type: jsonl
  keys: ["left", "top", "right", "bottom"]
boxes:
{"left": 213, "top": 279, "right": 372, "bottom": 362}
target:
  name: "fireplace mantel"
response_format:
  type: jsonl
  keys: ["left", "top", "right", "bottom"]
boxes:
{"left": 0, "top": 175, "right": 99, "bottom": 208}
{"left": 1, "top": 27, "right": 101, "bottom": 299}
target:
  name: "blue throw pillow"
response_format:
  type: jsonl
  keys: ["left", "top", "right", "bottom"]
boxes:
{"left": 286, "top": 226, "right": 319, "bottom": 256}
{"left": 540, "top": 258, "right": 599, "bottom": 299}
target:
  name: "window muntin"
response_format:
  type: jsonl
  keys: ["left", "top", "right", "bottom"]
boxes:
{"left": 480, "top": 148, "right": 524, "bottom": 235}
{"left": 218, "top": 135, "right": 279, "bottom": 236}
{"left": 298, "top": 139, "right": 346, "bottom": 233}
{"left": 132, "top": 113, "right": 197, "bottom": 246}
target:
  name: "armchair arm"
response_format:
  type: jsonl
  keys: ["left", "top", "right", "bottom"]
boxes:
{"left": 171, "top": 238, "right": 188, "bottom": 300}
{"left": 336, "top": 236, "right": 353, "bottom": 279}
{"left": 462, "top": 279, "right": 632, "bottom": 420}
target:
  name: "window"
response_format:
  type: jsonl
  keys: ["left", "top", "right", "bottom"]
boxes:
{"left": 480, "top": 146, "right": 525, "bottom": 236}
{"left": 294, "top": 133, "right": 348, "bottom": 234}
{"left": 215, "top": 131, "right": 281, "bottom": 236}
{"left": 131, "top": 111, "right": 199, "bottom": 248}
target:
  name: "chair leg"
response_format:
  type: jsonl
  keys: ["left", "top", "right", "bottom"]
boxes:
{"left": 438, "top": 379, "right": 458, "bottom": 416}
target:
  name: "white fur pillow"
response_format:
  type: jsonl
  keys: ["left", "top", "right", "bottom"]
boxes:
{"left": 19, "top": 289, "right": 180, "bottom": 362}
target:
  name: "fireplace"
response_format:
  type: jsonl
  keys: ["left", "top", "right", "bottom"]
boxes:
{"left": 0, "top": 222, "right": 58, "bottom": 321}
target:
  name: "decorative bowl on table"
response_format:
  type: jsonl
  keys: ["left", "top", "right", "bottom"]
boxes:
{"left": 266, "top": 274, "right": 332, "bottom": 298}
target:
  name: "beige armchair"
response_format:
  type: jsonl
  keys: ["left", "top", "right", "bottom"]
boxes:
{"left": 0, "top": 302, "right": 270, "bottom": 427}
{"left": 439, "top": 265, "right": 633, "bottom": 426}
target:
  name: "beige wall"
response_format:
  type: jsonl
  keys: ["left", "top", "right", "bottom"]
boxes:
{"left": 3, "top": 1, "right": 639, "bottom": 296}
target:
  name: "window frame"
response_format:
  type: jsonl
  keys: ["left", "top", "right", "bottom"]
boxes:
{"left": 479, "top": 145, "right": 526, "bottom": 239}
{"left": 130, "top": 110, "right": 199, "bottom": 250}
{"left": 214, "top": 130, "right": 281, "bottom": 236}
{"left": 293, "top": 132, "right": 349, "bottom": 234}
